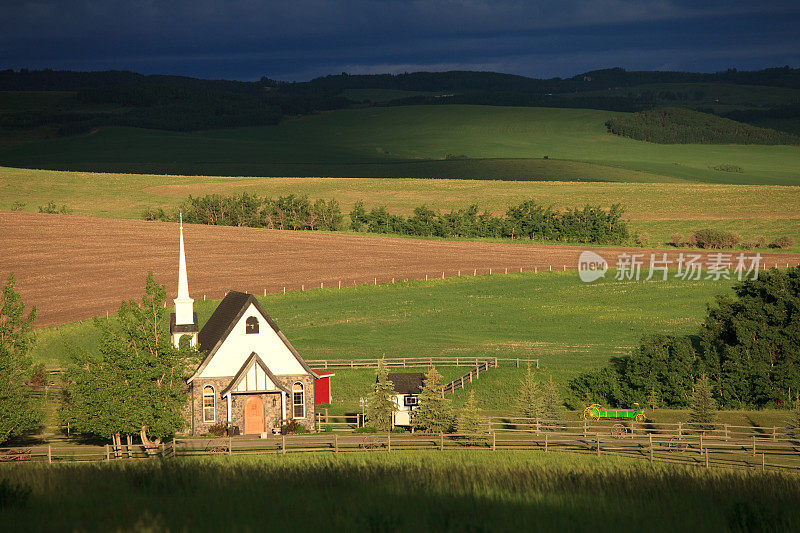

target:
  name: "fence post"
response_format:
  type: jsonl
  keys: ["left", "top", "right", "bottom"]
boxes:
{"left": 282, "top": 435, "right": 286, "bottom": 454}
{"left": 699, "top": 434, "right": 703, "bottom": 456}
{"left": 752, "top": 435, "right": 756, "bottom": 457}
{"left": 649, "top": 434, "right": 653, "bottom": 463}
{"left": 705, "top": 447, "right": 709, "bottom": 468}
{"left": 492, "top": 431, "right": 496, "bottom": 452}
{"left": 773, "top": 427, "right": 777, "bottom": 440}
{"left": 48, "top": 444, "right": 52, "bottom": 464}
{"left": 440, "top": 433, "right": 444, "bottom": 451}
{"left": 583, "top": 420, "right": 587, "bottom": 438}
{"left": 762, "top": 453, "right": 766, "bottom": 472}
{"left": 544, "top": 433, "right": 548, "bottom": 453}
{"left": 335, "top": 434, "right": 338, "bottom": 454}
{"left": 724, "top": 424, "right": 729, "bottom": 440}
{"left": 677, "top": 422, "right": 682, "bottom": 437}
{"left": 106, "top": 444, "right": 110, "bottom": 461}
{"left": 597, "top": 434, "right": 600, "bottom": 457}
{"left": 388, "top": 432, "right": 391, "bottom": 452}
{"left": 172, "top": 438, "right": 176, "bottom": 458}
{"left": 229, "top": 437, "right": 233, "bottom": 456}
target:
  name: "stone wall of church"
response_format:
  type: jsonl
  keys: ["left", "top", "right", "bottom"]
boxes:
{"left": 275, "top": 374, "right": 316, "bottom": 432}
{"left": 187, "top": 374, "right": 317, "bottom": 435}
{"left": 190, "top": 377, "right": 232, "bottom": 436}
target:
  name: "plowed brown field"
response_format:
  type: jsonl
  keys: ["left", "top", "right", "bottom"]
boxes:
{"left": 2, "top": 211, "right": 799, "bottom": 328}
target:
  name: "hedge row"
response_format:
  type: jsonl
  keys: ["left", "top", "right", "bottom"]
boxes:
{"left": 145, "top": 194, "right": 343, "bottom": 231}
{"left": 349, "top": 200, "right": 629, "bottom": 244}
{"left": 148, "top": 195, "right": 629, "bottom": 245}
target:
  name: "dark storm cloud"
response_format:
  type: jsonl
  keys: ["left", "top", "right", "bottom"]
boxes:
{"left": 1, "top": 1, "right": 799, "bottom": 80}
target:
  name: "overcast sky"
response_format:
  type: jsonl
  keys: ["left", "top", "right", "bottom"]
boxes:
{"left": 2, "top": 0, "right": 799, "bottom": 81}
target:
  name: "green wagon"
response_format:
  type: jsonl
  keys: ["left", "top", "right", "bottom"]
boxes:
{"left": 583, "top": 403, "right": 645, "bottom": 421}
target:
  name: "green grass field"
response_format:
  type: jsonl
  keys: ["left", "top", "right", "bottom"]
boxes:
{"left": 2, "top": 166, "right": 799, "bottom": 250}
{"left": 3, "top": 452, "right": 799, "bottom": 531}
{"left": 33, "top": 271, "right": 738, "bottom": 413}
{"left": 2, "top": 105, "right": 799, "bottom": 184}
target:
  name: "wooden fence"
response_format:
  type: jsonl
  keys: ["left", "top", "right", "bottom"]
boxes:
{"left": 0, "top": 442, "right": 175, "bottom": 463}
{"left": 443, "top": 360, "right": 496, "bottom": 395}
{"left": 306, "top": 357, "right": 539, "bottom": 369}
{"left": 5, "top": 428, "right": 800, "bottom": 471}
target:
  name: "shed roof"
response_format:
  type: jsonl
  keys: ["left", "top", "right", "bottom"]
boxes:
{"left": 385, "top": 373, "right": 425, "bottom": 395}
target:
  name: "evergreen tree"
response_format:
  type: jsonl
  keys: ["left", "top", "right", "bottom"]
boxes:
{"left": 648, "top": 388, "right": 660, "bottom": 410}
{"left": 456, "top": 389, "right": 483, "bottom": 434}
{"left": 412, "top": 367, "right": 454, "bottom": 433}
{"left": 61, "top": 273, "right": 197, "bottom": 452}
{"left": 0, "top": 274, "right": 41, "bottom": 444}
{"left": 517, "top": 363, "right": 543, "bottom": 420}
{"left": 541, "top": 376, "right": 563, "bottom": 422}
{"left": 688, "top": 373, "right": 717, "bottom": 429}
{"left": 366, "top": 359, "right": 396, "bottom": 431}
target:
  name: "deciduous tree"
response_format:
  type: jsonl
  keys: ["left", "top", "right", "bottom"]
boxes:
{"left": 61, "top": 273, "right": 197, "bottom": 452}
{"left": 0, "top": 274, "right": 41, "bottom": 444}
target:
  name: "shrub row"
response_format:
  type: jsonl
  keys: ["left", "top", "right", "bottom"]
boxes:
{"left": 670, "top": 230, "right": 794, "bottom": 249}
{"left": 149, "top": 195, "right": 630, "bottom": 245}
{"left": 349, "top": 201, "right": 629, "bottom": 244}
{"left": 146, "top": 194, "right": 343, "bottom": 231}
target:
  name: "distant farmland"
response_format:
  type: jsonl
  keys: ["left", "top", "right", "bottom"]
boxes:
{"left": 2, "top": 105, "right": 800, "bottom": 184}
{"left": 2, "top": 211, "right": 799, "bottom": 328}
{"left": 2, "top": 166, "right": 800, "bottom": 250}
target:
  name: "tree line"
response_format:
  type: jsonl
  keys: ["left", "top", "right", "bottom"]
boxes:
{"left": 152, "top": 194, "right": 630, "bottom": 245}
{"left": 606, "top": 107, "right": 800, "bottom": 145}
{"left": 568, "top": 267, "right": 800, "bottom": 410}
{"left": 349, "top": 200, "right": 629, "bottom": 244}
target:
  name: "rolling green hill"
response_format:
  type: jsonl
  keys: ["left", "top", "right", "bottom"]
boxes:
{"left": 32, "top": 271, "right": 735, "bottom": 412}
{"left": 2, "top": 105, "right": 800, "bottom": 185}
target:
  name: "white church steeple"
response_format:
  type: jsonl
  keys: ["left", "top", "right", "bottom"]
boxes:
{"left": 171, "top": 213, "right": 198, "bottom": 347}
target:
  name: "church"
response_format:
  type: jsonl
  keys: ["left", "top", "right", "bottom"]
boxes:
{"left": 169, "top": 218, "right": 318, "bottom": 435}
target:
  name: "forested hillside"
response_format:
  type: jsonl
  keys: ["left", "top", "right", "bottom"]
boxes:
{"left": 606, "top": 108, "right": 800, "bottom": 145}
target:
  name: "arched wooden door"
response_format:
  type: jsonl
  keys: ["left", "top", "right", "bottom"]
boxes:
{"left": 244, "top": 396, "right": 264, "bottom": 434}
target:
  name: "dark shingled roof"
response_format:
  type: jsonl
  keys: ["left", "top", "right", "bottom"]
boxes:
{"left": 189, "top": 290, "right": 319, "bottom": 383}
{"left": 386, "top": 373, "right": 425, "bottom": 395}
{"left": 197, "top": 291, "right": 251, "bottom": 353}
{"left": 170, "top": 312, "right": 198, "bottom": 334}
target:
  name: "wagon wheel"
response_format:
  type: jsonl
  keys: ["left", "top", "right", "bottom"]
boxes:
{"left": 668, "top": 436, "right": 688, "bottom": 453}
{"left": 583, "top": 404, "right": 601, "bottom": 420}
{"left": 611, "top": 424, "right": 628, "bottom": 439}
{"left": 634, "top": 413, "right": 646, "bottom": 422}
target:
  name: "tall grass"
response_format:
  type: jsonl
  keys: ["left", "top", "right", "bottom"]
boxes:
{"left": 2, "top": 451, "right": 799, "bottom": 531}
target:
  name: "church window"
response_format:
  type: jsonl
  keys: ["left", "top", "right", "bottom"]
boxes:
{"left": 245, "top": 316, "right": 259, "bottom": 334}
{"left": 203, "top": 386, "right": 216, "bottom": 422}
{"left": 293, "top": 382, "right": 305, "bottom": 419}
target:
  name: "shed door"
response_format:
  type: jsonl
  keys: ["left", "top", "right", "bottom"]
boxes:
{"left": 244, "top": 397, "right": 264, "bottom": 435}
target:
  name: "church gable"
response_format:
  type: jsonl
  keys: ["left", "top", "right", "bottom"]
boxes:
{"left": 190, "top": 292, "right": 316, "bottom": 382}
{"left": 221, "top": 353, "right": 290, "bottom": 395}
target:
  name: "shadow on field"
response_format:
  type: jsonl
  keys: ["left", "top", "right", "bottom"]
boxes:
{"left": 2, "top": 452, "right": 800, "bottom": 531}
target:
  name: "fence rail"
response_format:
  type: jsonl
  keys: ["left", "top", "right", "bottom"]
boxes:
{"left": 443, "top": 360, "right": 497, "bottom": 395}
{"left": 487, "top": 417, "right": 788, "bottom": 441}
{"left": 5, "top": 429, "right": 800, "bottom": 471}
{"left": 307, "top": 357, "right": 539, "bottom": 369}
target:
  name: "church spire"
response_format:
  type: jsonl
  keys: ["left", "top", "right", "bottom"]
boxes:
{"left": 177, "top": 212, "right": 190, "bottom": 300}
{"left": 171, "top": 212, "right": 198, "bottom": 347}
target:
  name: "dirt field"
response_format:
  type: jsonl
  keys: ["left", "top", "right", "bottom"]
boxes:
{"left": 2, "top": 211, "right": 799, "bottom": 327}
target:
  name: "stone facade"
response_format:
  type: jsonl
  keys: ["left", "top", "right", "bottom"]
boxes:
{"left": 189, "top": 374, "right": 316, "bottom": 435}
